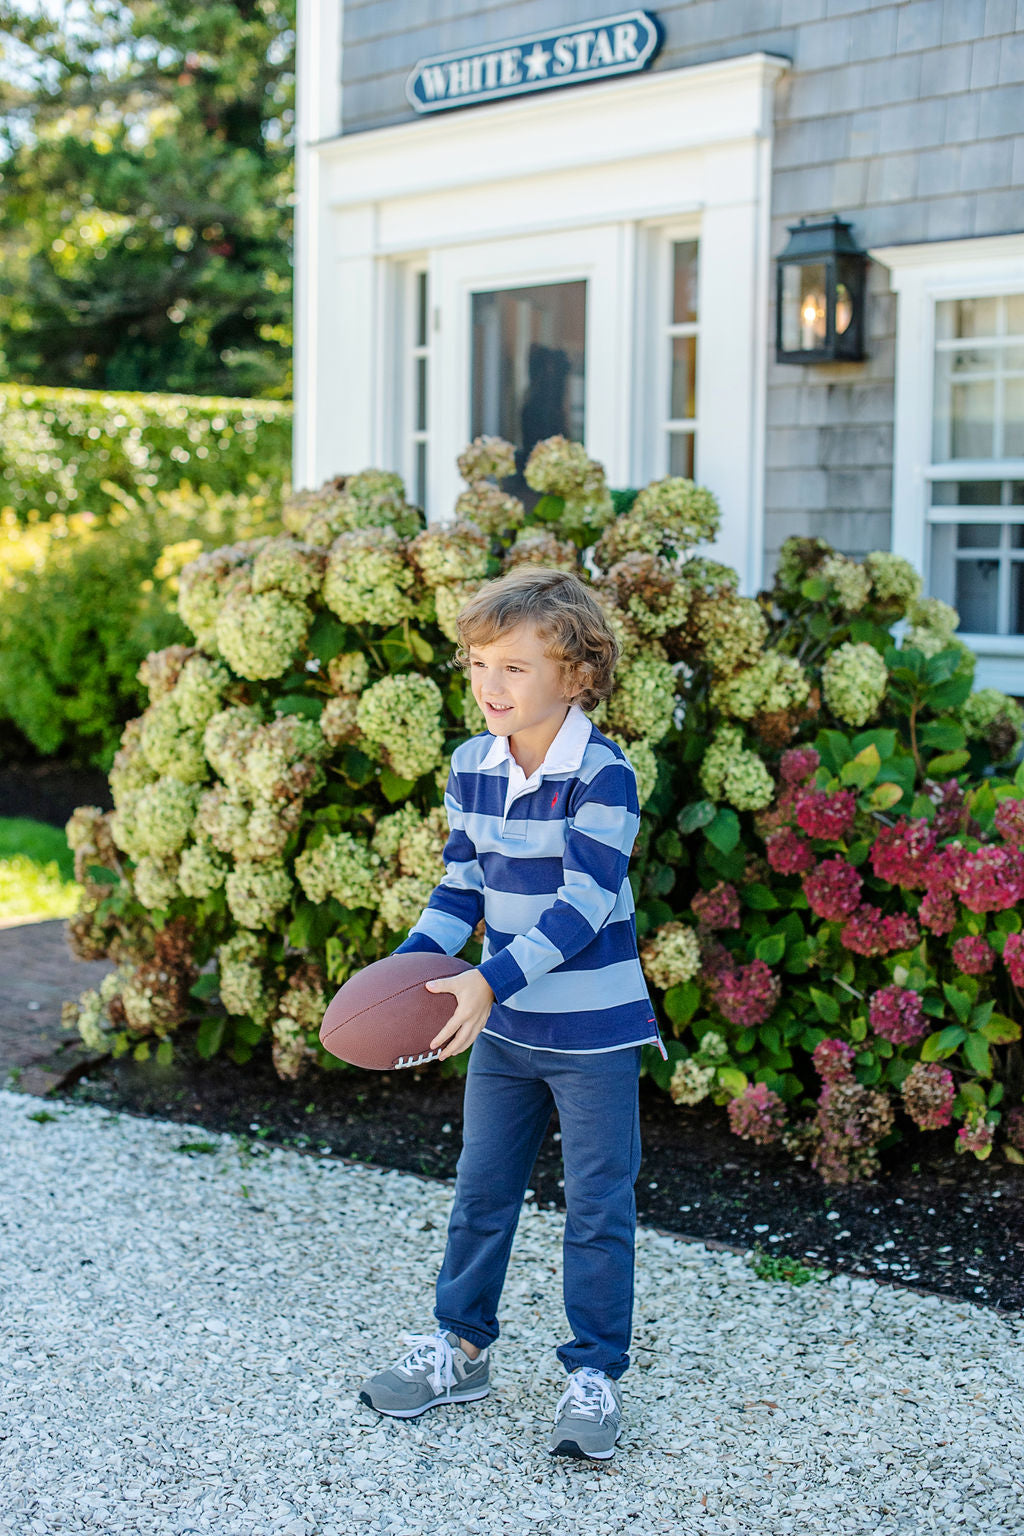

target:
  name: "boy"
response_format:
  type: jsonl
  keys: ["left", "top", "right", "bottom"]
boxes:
{"left": 358, "top": 566, "right": 668, "bottom": 1460}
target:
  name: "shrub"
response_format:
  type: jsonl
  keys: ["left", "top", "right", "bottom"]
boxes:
{"left": 61, "top": 439, "right": 1024, "bottom": 1178}
{"left": 0, "top": 485, "right": 280, "bottom": 766}
{"left": 0, "top": 384, "right": 292, "bottom": 519}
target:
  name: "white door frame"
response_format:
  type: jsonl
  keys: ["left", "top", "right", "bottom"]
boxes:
{"left": 297, "top": 50, "right": 788, "bottom": 594}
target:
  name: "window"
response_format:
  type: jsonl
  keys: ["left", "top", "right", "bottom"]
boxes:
{"left": 927, "top": 294, "right": 1024, "bottom": 638}
{"left": 407, "top": 267, "right": 429, "bottom": 509}
{"left": 663, "top": 238, "right": 699, "bottom": 479}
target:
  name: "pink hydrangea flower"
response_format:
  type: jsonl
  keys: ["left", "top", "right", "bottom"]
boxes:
{"left": 765, "top": 826, "right": 815, "bottom": 874}
{"left": 802, "top": 856, "right": 863, "bottom": 921}
{"left": 869, "top": 818, "right": 937, "bottom": 889}
{"left": 951, "top": 934, "right": 995, "bottom": 975}
{"left": 948, "top": 845, "right": 1024, "bottom": 914}
{"left": 812, "top": 1037, "right": 856, "bottom": 1083}
{"left": 868, "top": 984, "right": 928, "bottom": 1045}
{"left": 994, "top": 798, "right": 1024, "bottom": 845}
{"left": 900, "top": 1061, "right": 955, "bottom": 1131}
{"left": 927, "top": 778, "right": 966, "bottom": 838}
{"left": 709, "top": 958, "right": 781, "bottom": 1026}
{"left": 794, "top": 786, "right": 857, "bottom": 841}
{"left": 727, "top": 1082, "right": 787, "bottom": 1144}
{"left": 918, "top": 883, "right": 958, "bottom": 935}
{"left": 1005, "top": 1105, "right": 1024, "bottom": 1152}
{"left": 779, "top": 745, "right": 820, "bottom": 785}
{"left": 881, "top": 912, "right": 920, "bottom": 951}
{"left": 838, "top": 905, "right": 919, "bottom": 957}
{"left": 691, "top": 879, "right": 741, "bottom": 930}
{"left": 956, "top": 1109, "right": 995, "bottom": 1156}
{"left": 1003, "top": 931, "right": 1024, "bottom": 987}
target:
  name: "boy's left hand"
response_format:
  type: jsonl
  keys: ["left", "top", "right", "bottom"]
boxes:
{"left": 425, "top": 970, "right": 495, "bottom": 1060}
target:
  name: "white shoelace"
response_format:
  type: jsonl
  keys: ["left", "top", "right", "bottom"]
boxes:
{"left": 393, "top": 1330, "right": 460, "bottom": 1395}
{"left": 554, "top": 1367, "right": 618, "bottom": 1424}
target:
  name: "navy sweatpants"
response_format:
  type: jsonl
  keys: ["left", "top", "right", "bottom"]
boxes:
{"left": 433, "top": 1029, "right": 643, "bottom": 1381}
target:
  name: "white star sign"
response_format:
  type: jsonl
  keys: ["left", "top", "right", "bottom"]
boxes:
{"left": 523, "top": 41, "right": 551, "bottom": 80}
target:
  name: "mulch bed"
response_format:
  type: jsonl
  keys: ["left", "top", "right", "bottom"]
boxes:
{"left": 62, "top": 1035, "right": 1024, "bottom": 1315}
{"left": 13, "top": 759, "right": 1024, "bottom": 1315}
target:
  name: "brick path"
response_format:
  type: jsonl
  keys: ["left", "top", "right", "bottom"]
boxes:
{"left": 0, "top": 918, "right": 112, "bottom": 1096}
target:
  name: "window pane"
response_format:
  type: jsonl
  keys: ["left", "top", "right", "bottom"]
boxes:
{"left": 1005, "top": 377, "right": 1024, "bottom": 458}
{"left": 416, "top": 271, "right": 428, "bottom": 348}
{"left": 948, "top": 379, "right": 995, "bottom": 459}
{"left": 937, "top": 296, "right": 1000, "bottom": 340}
{"left": 1013, "top": 560, "right": 1024, "bottom": 634}
{"left": 470, "top": 282, "right": 586, "bottom": 493}
{"left": 955, "top": 557, "right": 1000, "bottom": 631}
{"left": 671, "top": 241, "right": 698, "bottom": 325}
{"left": 932, "top": 481, "right": 1006, "bottom": 505}
{"left": 1012, "top": 525, "right": 1024, "bottom": 547}
{"left": 958, "top": 522, "right": 1002, "bottom": 548}
{"left": 1008, "top": 293, "right": 1024, "bottom": 336}
{"left": 668, "top": 431, "right": 695, "bottom": 479}
{"left": 670, "top": 335, "right": 697, "bottom": 421}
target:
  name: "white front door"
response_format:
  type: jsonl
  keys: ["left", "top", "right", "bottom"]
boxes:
{"left": 429, "top": 226, "right": 631, "bottom": 519}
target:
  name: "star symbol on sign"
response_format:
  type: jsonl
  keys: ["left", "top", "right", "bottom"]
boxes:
{"left": 523, "top": 42, "right": 551, "bottom": 80}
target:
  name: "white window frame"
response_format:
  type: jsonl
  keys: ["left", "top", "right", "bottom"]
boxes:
{"left": 640, "top": 219, "right": 702, "bottom": 484}
{"left": 871, "top": 234, "right": 1024, "bottom": 694}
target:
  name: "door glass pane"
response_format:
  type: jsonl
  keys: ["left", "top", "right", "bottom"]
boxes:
{"left": 958, "top": 522, "right": 1001, "bottom": 548}
{"left": 470, "top": 281, "right": 586, "bottom": 500}
{"left": 672, "top": 240, "right": 698, "bottom": 325}
{"left": 670, "top": 336, "right": 697, "bottom": 421}
{"left": 1014, "top": 561, "right": 1024, "bottom": 634}
{"left": 668, "top": 431, "right": 695, "bottom": 479}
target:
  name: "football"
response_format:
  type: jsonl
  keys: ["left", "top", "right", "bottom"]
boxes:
{"left": 319, "top": 952, "right": 473, "bottom": 1070}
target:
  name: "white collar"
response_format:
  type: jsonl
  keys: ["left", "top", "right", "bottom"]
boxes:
{"left": 479, "top": 700, "right": 593, "bottom": 777}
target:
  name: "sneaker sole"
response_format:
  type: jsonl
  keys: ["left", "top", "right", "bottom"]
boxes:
{"left": 548, "top": 1424, "right": 623, "bottom": 1460}
{"left": 358, "top": 1385, "right": 490, "bottom": 1419}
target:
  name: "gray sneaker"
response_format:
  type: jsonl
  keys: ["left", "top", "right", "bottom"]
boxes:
{"left": 548, "top": 1367, "right": 624, "bottom": 1459}
{"left": 358, "top": 1329, "right": 491, "bottom": 1419}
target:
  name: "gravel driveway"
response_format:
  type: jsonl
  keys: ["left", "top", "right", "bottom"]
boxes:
{"left": 2, "top": 1088, "right": 1022, "bottom": 1536}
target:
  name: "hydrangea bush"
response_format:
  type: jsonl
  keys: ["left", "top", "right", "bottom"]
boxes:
{"left": 62, "top": 439, "right": 1024, "bottom": 1180}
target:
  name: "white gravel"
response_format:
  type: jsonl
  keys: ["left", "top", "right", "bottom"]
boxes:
{"left": 1, "top": 1087, "right": 1023, "bottom": 1536}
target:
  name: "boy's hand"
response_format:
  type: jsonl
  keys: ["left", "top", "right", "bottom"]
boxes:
{"left": 425, "top": 970, "right": 495, "bottom": 1061}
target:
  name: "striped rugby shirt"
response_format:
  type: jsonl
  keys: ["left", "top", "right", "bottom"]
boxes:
{"left": 392, "top": 700, "right": 669, "bottom": 1058}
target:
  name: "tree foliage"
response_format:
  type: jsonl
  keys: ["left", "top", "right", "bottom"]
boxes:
{"left": 0, "top": 0, "right": 295, "bottom": 397}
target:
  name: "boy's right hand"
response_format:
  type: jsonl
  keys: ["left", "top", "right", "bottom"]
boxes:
{"left": 425, "top": 970, "right": 495, "bottom": 1060}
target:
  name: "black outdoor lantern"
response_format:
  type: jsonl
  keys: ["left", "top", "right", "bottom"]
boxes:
{"left": 775, "top": 216, "right": 868, "bottom": 364}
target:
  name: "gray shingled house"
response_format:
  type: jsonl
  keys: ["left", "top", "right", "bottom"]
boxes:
{"left": 293, "top": 1, "right": 1024, "bottom": 692}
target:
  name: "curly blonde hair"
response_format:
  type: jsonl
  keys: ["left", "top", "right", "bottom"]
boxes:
{"left": 453, "top": 566, "right": 620, "bottom": 710}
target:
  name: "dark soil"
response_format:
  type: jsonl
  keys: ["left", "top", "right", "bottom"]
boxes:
{"left": 62, "top": 1035, "right": 1024, "bottom": 1315}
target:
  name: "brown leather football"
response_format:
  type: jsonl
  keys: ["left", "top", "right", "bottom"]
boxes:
{"left": 319, "top": 952, "right": 474, "bottom": 1070}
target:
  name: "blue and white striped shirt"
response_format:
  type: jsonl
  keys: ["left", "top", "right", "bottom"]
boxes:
{"left": 392, "top": 701, "right": 669, "bottom": 1058}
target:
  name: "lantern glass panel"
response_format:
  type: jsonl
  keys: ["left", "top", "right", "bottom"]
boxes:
{"left": 781, "top": 262, "right": 828, "bottom": 353}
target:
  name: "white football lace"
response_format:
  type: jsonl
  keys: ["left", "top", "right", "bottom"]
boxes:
{"left": 393, "top": 1048, "right": 441, "bottom": 1068}
{"left": 394, "top": 1330, "right": 458, "bottom": 1394}
{"left": 554, "top": 1368, "right": 617, "bottom": 1424}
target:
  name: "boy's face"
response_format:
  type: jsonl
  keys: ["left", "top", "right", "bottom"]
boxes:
{"left": 467, "top": 622, "right": 576, "bottom": 740}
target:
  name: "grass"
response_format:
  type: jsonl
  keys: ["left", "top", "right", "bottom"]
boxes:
{"left": 0, "top": 816, "right": 80, "bottom": 925}
{"left": 747, "top": 1243, "right": 829, "bottom": 1286}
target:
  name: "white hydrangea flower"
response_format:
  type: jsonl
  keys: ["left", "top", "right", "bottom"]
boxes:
{"left": 356, "top": 673, "right": 445, "bottom": 782}
{"left": 294, "top": 831, "right": 382, "bottom": 908}
{"left": 139, "top": 693, "right": 207, "bottom": 784}
{"left": 322, "top": 526, "right": 417, "bottom": 627}
{"left": 215, "top": 579, "right": 312, "bottom": 682}
{"left": 668, "top": 1057, "right": 716, "bottom": 1106}
{"left": 224, "top": 858, "right": 294, "bottom": 930}
{"left": 822, "top": 641, "right": 888, "bottom": 727}
{"left": 132, "top": 854, "right": 182, "bottom": 910}
{"left": 640, "top": 921, "right": 701, "bottom": 991}
{"left": 177, "top": 835, "right": 228, "bottom": 899}
{"left": 709, "top": 652, "right": 811, "bottom": 720}
{"left": 605, "top": 651, "right": 677, "bottom": 743}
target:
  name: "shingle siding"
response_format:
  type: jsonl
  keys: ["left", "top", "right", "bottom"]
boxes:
{"left": 336, "top": 0, "right": 1024, "bottom": 584}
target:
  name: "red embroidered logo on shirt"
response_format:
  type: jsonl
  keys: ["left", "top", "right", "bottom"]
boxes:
{"left": 551, "top": 791, "right": 559, "bottom": 806}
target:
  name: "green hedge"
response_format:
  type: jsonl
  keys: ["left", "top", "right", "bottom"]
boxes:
{"left": 0, "top": 383, "right": 292, "bottom": 519}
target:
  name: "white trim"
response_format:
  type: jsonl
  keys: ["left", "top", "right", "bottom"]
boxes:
{"left": 871, "top": 232, "right": 1024, "bottom": 693}
{"left": 293, "top": 0, "right": 343, "bottom": 491}
{"left": 296, "top": 47, "right": 787, "bottom": 596}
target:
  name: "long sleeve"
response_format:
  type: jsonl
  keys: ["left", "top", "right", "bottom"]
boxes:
{"left": 390, "top": 762, "right": 486, "bottom": 958}
{"left": 475, "top": 760, "right": 640, "bottom": 1003}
